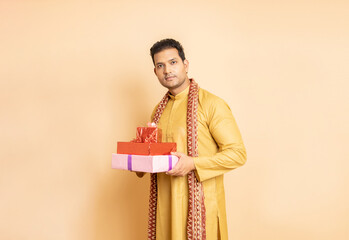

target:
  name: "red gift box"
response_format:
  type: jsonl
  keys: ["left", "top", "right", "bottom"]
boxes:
{"left": 134, "top": 127, "right": 162, "bottom": 143}
{"left": 117, "top": 142, "right": 176, "bottom": 156}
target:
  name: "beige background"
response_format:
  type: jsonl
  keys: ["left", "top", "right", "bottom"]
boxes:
{"left": 1, "top": 0, "right": 348, "bottom": 239}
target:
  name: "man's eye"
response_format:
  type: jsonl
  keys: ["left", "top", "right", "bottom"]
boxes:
{"left": 157, "top": 65, "right": 163, "bottom": 68}
{"left": 171, "top": 61, "right": 177, "bottom": 64}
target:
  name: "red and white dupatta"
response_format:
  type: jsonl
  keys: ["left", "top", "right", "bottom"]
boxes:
{"left": 148, "top": 79, "right": 206, "bottom": 240}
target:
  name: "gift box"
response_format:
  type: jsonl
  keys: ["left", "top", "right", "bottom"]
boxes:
{"left": 134, "top": 126, "right": 162, "bottom": 143}
{"left": 113, "top": 123, "right": 178, "bottom": 172}
{"left": 117, "top": 142, "right": 176, "bottom": 156}
{"left": 112, "top": 154, "right": 178, "bottom": 173}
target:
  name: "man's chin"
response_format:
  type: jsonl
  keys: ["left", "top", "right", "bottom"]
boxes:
{"left": 160, "top": 81, "right": 177, "bottom": 89}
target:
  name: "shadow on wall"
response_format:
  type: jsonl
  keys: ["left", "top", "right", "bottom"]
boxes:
{"left": 92, "top": 73, "right": 153, "bottom": 240}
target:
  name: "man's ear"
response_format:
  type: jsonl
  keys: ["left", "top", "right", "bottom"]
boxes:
{"left": 153, "top": 67, "right": 156, "bottom": 75}
{"left": 184, "top": 59, "right": 189, "bottom": 72}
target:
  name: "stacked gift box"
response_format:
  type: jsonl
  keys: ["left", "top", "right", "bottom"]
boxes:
{"left": 112, "top": 123, "right": 178, "bottom": 173}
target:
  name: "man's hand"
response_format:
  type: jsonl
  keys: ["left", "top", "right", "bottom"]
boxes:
{"left": 166, "top": 152, "right": 196, "bottom": 177}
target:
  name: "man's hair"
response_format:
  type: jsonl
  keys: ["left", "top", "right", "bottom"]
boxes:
{"left": 150, "top": 38, "right": 186, "bottom": 64}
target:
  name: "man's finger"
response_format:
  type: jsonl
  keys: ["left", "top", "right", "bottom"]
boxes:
{"left": 171, "top": 152, "right": 185, "bottom": 158}
{"left": 166, "top": 169, "right": 176, "bottom": 175}
{"left": 167, "top": 163, "right": 179, "bottom": 174}
{"left": 167, "top": 162, "right": 182, "bottom": 175}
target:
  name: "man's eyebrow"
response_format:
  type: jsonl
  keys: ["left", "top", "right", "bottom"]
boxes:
{"left": 155, "top": 58, "right": 178, "bottom": 65}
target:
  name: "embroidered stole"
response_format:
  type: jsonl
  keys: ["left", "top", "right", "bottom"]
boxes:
{"left": 148, "top": 79, "right": 206, "bottom": 240}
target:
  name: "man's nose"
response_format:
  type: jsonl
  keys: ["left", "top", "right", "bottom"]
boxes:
{"left": 163, "top": 65, "right": 171, "bottom": 74}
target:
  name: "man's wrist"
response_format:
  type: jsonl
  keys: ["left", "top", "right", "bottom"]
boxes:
{"left": 192, "top": 157, "right": 197, "bottom": 170}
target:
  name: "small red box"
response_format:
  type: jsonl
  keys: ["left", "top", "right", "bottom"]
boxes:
{"left": 135, "top": 127, "right": 162, "bottom": 143}
{"left": 117, "top": 142, "right": 176, "bottom": 156}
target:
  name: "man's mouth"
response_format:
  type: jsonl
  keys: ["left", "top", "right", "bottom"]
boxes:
{"left": 165, "top": 75, "right": 176, "bottom": 80}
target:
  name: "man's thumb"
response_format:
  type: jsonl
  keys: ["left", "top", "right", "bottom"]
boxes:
{"left": 171, "top": 152, "right": 184, "bottom": 158}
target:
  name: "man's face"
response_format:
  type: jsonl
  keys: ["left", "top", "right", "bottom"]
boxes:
{"left": 153, "top": 48, "right": 189, "bottom": 95}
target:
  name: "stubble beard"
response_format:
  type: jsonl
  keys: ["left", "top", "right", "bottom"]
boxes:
{"left": 161, "top": 76, "right": 187, "bottom": 92}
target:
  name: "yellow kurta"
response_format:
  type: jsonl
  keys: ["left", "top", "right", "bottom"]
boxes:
{"left": 148, "top": 85, "right": 246, "bottom": 240}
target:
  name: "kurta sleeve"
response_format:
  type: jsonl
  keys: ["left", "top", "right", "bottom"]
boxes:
{"left": 193, "top": 97, "right": 247, "bottom": 182}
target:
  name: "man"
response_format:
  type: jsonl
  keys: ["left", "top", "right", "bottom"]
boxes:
{"left": 137, "top": 38, "right": 246, "bottom": 240}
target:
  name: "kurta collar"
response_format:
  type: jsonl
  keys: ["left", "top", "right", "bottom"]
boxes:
{"left": 169, "top": 85, "right": 190, "bottom": 100}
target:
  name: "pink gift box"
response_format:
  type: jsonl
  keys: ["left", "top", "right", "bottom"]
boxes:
{"left": 112, "top": 153, "right": 179, "bottom": 173}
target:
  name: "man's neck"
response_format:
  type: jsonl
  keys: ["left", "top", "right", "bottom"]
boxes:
{"left": 169, "top": 78, "right": 190, "bottom": 96}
